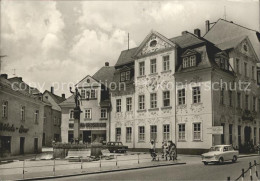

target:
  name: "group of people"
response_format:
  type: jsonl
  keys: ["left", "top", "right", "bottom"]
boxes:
{"left": 149, "top": 140, "right": 177, "bottom": 161}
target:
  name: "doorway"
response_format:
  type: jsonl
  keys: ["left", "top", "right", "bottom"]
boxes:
{"left": 83, "top": 131, "right": 91, "bottom": 143}
{"left": 20, "top": 137, "right": 25, "bottom": 155}
{"left": 244, "top": 126, "right": 251, "bottom": 144}
{"left": 34, "top": 138, "right": 38, "bottom": 153}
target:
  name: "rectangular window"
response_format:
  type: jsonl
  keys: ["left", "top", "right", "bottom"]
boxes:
{"left": 150, "top": 59, "right": 157, "bottom": 74}
{"left": 90, "top": 89, "right": 96, "bottom": 98}
{"left": 138, "top": 95, "right": 145, "bottom": 110}
{"left": 35, "top": 110, "right": 39, "bottom": 124}
{"left": 238, "top": 125, "right": 241, "bottom": 146}
{"left": 221, "top": 123, "right": 225, "bottom": 144}
{"left": 254, "top": 127, "right": 256, "bottom": 145}
{"left": 150, "top": 125, "right": 157, "bottom": 141}
{"left": 101, "top": 108, "right": 107, "bottom": 119}
{"left": 115, "top": 128, "right": 121, "bottom": 142}
{"left": 163, "top": 124, "right": 170, "bottom": 141}
{"left": 229, "top": 124, "right": 233, "bottom": 144}
{"left": 178, "top": 124, "right": 185, "bottom": 141}
{"left": 116, "top": 99, "right": 121, "bottom": 112}
{"left": 126, "top": 127, "right": 132, "bottom": 143}
{"left": 178, "top": 89, "right": 185, "bottom": 105}
{"left": 138, "top": 126, "right": 145, "bottom": 142}
{"left": 139, "top": 62, "right": 145, "bottom": 76}
{"left": 236, "top": 58, "right": 240, "bottom": 73}
{"left": 252, "top": 66, "right": 255, "bottom": 80}
{"left": 244, "top": 62, "right": 248, "bottom": 77}
{"left": 163, "top": 91, "right": 170, "bottom": 107}
{"left": 183, "top": 57, "right": 188, "bottom": 68}
{"left": 126, "top": 97, "right": 132, "bottom": 111}
{"left": 70, "top": 110, "right": 74, "bottom": 119}
{"left": 193, "top": 123, "right": 201, "bottom": 141}
{"left": 2, "top": 101, "right": 8, "bottom": 118}
{"left": 229, "top": 90, "right": 232, "bottom": 107}
{"left": 120, "top": 72, "right": 125, "bottom": 82}
{"left": 163, "top": 55, "right": 170, "bottom": 71}
{"left": 237, "top": 92, "right": 241, "bottom": 108}
{"left": 253, "top": 97, "right": 256, "bottom": 111}
{"left": 150, "top": 93, "right": 157, "bottom": 109}
{"left": 81, "top": 89, "right": 86, "bottom": 99}
{"left": 245, "top": 95, "right": 249, "bottom": 110}
{"left": 125, "top": 71, "right": 130, "bottom": 81}
{"left": 190, "top": 55, "right": 196, "bottom": 66}
{"left": 21, "top": 106, "right": 25, "bottom": 121}
{"left": 192, "top": 87, "right": 201, "bottom": 104}
{"left": 85, "top": 109, "right": 92, "bottom": 119}
{"left": 220, "top": 88, "right": 224, "bottom": 105}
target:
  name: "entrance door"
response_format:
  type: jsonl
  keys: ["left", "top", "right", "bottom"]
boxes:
{"left": 83, "top": 131, "right": 91, "bottom": 144}
{"left": 20, "top": 137, "right": 25, "bottom": 155}
{"left": 244, "top": 126, "right": 251, "bottom": 143}
{"left": 34, "top": 138, "right": 38, "bottom": 153}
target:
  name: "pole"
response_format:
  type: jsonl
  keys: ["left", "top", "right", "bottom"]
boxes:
{"left": 249, "top": 162, "right": 253, "bottom": 181}
{"left": 81, "top": 158, "right": 83, "bottom": 171}
{"left": 138, "top": 154, "right": 140, "bottom": 164}
{"left": 23, "top": 160, "right": 25, "bottom": 179}
{"left": 116, "top": 155, "right": 118, "bottom": 166}
{"left": 53, "top": 159, "right": 55, "bottom": 176}
{"left": 99, "top": 156, "right": 101, "bottom": 168}
{"left": 241, "top": 168, "right": 244, "bottom": 181}
{"left": 254, "top": 160, "right": 258, "bottom": 178}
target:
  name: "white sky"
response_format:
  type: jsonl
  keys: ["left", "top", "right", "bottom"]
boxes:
{"left": 1, "top": 0, "right": 259, "bottom": 97}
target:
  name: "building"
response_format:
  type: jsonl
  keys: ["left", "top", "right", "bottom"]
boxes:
{"left": 41, "top": 88, "right": 66, "bottom": 146}
{"left": 60, "top": 63, "right": 115, "bottom": 144}
{"left": 0, "top": 75, "right": 44, "bottom": 157}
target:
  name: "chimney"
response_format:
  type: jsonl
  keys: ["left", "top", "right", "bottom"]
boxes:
{"left": 18, "top": 77, "right": 22, "bottom": 82}
{"left": 105, "top": 62, "right": 109, "bottom": 66}
{"left": 205, "top": 20, "right": 210, "bottom": 33}
{"left": 182, "top": 31, "right": 188, "bottom": 35}
{"left": 194, "top": 29, "right": 201, "bottom": 37}
{"left": 50, "top": 86, "right": 54, "bottom": 94}
{"left": 62, "top": 94, "right": 65, "bottom": 99}
{"left": 0, "top": 74, "right": 8, "bottom": 79}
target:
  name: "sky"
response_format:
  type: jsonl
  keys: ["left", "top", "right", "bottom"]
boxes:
{"left": 0, "top": 0, "right": 259, "bottom": 97}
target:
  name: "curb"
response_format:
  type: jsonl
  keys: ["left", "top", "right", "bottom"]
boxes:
{"left": 238, "top": 155, "right": 260, "bottom": 158}
{"left": 17, "top": 162, "right": 186, "bottom": 181}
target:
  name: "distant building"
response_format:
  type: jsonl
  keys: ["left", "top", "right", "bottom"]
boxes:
{"left": 41, "top": 87, "right": 66, "bottom": 147}
{"left": 0, "top": 75, "right": 45, "bottom": 157}
{"left": 60, "top": 63, "right": 115, "bottom": 144}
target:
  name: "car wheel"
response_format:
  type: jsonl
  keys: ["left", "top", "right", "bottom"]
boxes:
{"left": 218, "top": 157, "right": 224, "bottom": 164}
{"left": 203, "top": 162, "right": 208, "bottom": 165}
{"left": 232, "top": 156, "right": 237, "bottom": 163}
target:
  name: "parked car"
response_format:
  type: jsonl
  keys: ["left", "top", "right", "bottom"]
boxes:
{"left": 106, "top": 142, "right": 128, "bottom": 153}
{"left": 201, "top": 145, "right": 239, "bottom": 165}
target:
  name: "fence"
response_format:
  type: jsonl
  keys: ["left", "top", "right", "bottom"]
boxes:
{"left": 227, "top": 160, "right": 259, "bottom": 181}
{"left": 0, "top": 153, "right": 162, "bottom": 180}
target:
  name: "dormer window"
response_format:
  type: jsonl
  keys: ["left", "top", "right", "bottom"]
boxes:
{"left": 215, "top": 54, "right": 229, "bottom": 71}
{"left": 120, "top": 71, "right": 130, "bottom": 82}
{"left": 183, "top": 55, "right": 196, "bottom": 68}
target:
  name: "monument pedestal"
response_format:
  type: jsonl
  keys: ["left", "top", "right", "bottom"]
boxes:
{"left": 73, "top": 107, "right": 82, "bottom": 143}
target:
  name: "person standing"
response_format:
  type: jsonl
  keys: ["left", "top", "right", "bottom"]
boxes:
{"left": 150, "top": 140, "right": 157, "bottom": 161}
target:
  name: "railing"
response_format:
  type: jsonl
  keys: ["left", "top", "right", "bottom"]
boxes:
{"left": 227, "top": 160, "right": 259, "bottom": 181}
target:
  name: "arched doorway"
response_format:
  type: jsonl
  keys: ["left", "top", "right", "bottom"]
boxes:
{"left": 244, "top": 126, "right": 251, "bottom": 143}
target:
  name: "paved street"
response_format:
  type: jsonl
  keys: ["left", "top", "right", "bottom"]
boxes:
{"left": 53, "top": 156, "right": 260, "bottom": 181}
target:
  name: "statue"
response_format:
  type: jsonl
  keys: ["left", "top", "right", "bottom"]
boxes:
{"left": 70, "top": 87, "right": 82, "bottom": 108}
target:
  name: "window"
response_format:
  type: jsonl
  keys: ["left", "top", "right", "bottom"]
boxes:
{"left": 150, "top": 59, "right": 157, "bottom": 74}
{"left": 44, "top": 114, "right": 47, "bottom": 124}
{"left": 183, "top": 57, "right": 188, "bottom": 68}
{"left": 163, "top": 55, "right": 170, "bottom": 71}
{"left": 178, "top": 124, "right": 185, "bottom": 141}
{"left": 116, "top": 128, "right": 121, "bottom": 142}
{"left": 54, "top": 116, "right": 57, "bottom": 125}
{"left": 259, "top": 99, "right": 260, "bottom": 112}
{"left": 116, "top": 99, "right": 121, "bottom": 112}
{"left": 163, "top": 91, "right": 170, "bottom": 107}
{"left": 138, "top": 126, "right": 145, "bottom": 142}
{"left": 178, "top": 89, "right": 185, "bottom": 105}
{"left": 101, "top": 108, "right": 107, "bottom": 119}
{"left": 21, "top": 106, "right": 25, "bottom": 121}
{"left": 138, "top": 95, "right": 145, "bottom": 110}
{"left": 244, "top": 62, "right": 248, "bottom": 77}
{"left": 139, "top": 62, "right": 145, "bottom": 76}
{"left": 120, "top": 72, "right": 125, "bottom": 82}
{"left": 237, "top": 93, "right": 241, "bottom": 108}
{"left": 228, "top": 90, "right": 232, "bottom": 107}
{"left": 150, "top": 93, "right": 157, "bottom": 109}
{"left": 150, "top": 125, "right": 157, "bottom": 141}
{"left": 254, "top": 127, "right": 256, "bottom": 145}
{"left": 85, "top": 109, "right": 91, "bottom": 119}
{"left": 2, "top": 101, "right": 8, "bottom": 118}
{"left": 220, "top": 88, "right": 224, "bottom": 105}
{"left": 253, "top": 97, "right": 256, "bottom": 111}
{"left": 35, "top": 110, "right": 39, "bottom": 124}
{"left": 81, "top": 89, "right": 86, "bottom": 99}
{"left": 245, "top": 95, "right": 249, "bottom": 110}
{"left": 126, "top": 97, "right": 132, "bottom": 111}
{"left": 238, "top": 125, "right": 241, "bottom": 146}
{"left": 126, "top": 127, "right": 132, "bottom": 143}
{"left": 70, "top": 110, "right": 74, "bottom": 119}
{"left": 236, "top": 58, "right": 240, "bottom": 73}
{"left": 221, "top": 123, "right": 225, "bottom": 144}
{"left": 183, "top": 55, "right": 196, "bottom": 68}
{"left": 229, "top": 124, "right": 233, "bottom": 144}
{"left": 190, "top": 55, "right": 196, "bottom": 66}
{"left": 192, "top": 87, "right": 201, "bottom": 104}
{"left": 90, "top": 89, "right": 96, "bottom": 98}
{"left": 125, "top": 71, "right": 130, "bottom": 81}
{"left": 163, "top": 124, "right": 170, "bottom": 141}
{"left": 252, "top": 66, "right": 255, "bottom": 80}
{"left": 193, "top": 123, "right": 201, "bottom": 141}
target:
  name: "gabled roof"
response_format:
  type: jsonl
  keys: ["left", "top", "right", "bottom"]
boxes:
{"left": 115, "top": 47, "right": 138, "bottom": 67}
{"left": 204, "top": 19, "right": 260, "bottom": 61}
{"left": 92, "top": 66, "right": 115, "bottom": 85}
{"left": 59, "top": 95, "right": 75, "bottom": 107}
{"left": 43, "top": 90, "right": 66, "bottom": 104}
{"left": 170, "top": 32, "right": 205, "bottom": 48}
{"left": 216, "top": 36, "right": 247, "bottom": 51}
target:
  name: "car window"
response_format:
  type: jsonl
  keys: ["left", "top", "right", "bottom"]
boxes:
{"left": 209, "top": 146, "right": 221, "bottom": 151}
{"left": 119, "top": 142, "right": 123, "bottom": 146}
{"left": 228, "top": 146, "right": 234, "bottom": 151}
{"left": 111, "top": 143, "right": 115, "bottom": 146}
{"left": 223, "top": 147, "right": 228, "bottom": 151}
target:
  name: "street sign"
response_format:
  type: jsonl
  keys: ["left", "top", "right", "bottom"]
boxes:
{"left": 207, "top": 126, "right": 223, "bottom": 134}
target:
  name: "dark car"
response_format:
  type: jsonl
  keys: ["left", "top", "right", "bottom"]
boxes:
{"left": 106, "top": 142, "right": 128, "bottom": 153}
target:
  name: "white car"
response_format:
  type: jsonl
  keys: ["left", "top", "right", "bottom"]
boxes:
{"left": 201, "top": 145, "right": 239, "bottom": 165}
